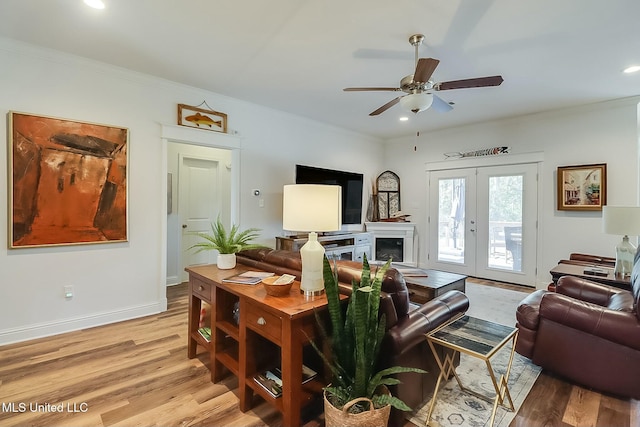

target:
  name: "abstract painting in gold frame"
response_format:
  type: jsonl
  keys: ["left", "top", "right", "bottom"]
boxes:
{"left": 557, "top": 163, "right": 606, "bottom": 211}
{"left": 9, "top": 111, "right": 129, "bottom": 248}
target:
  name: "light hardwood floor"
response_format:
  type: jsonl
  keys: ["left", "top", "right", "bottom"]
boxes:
{"left": 0, "top": 281, "right": 637, "bottom": 427}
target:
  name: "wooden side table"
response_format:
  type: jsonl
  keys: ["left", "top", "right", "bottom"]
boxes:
{"left": 186, "top": 264, "right": 342, "bottom": 427}
{"left": 549, "top": 263, "right": 630, "bottom": 291}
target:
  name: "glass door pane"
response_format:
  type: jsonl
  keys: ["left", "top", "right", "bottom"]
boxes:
{"left": 429, "top": 168, "right": 476, "bottom": 277}
{"left": 476, "top": 163, "right": 538, "bottom": 285}
{"left": 488, "top": 175, "right": 523, "bottom": 272}
{"left": 438, "top": 178, "right": 466, "bottom": 264}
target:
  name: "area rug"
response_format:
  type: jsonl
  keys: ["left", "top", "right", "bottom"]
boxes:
{"left": 407, "top": 280, "right": 542, "bottom": 427}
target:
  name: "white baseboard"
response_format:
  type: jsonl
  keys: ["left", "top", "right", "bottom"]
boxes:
{"left": 166, "top": 274, "right": 181, "bottom": 286}
{"left": 0, "top": 302, "right": 164, "bottom": 346}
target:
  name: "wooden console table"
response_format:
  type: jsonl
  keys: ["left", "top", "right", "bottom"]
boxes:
{"left": 186, "top": 264, "right": 342, "bottom": 427}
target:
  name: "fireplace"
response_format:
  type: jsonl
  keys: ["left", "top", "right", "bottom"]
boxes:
{"left": 376, "top": 238, "right": 404, "bottom": 262}
{"left": 365, "top": 222, "right": 416, "bottom": 266}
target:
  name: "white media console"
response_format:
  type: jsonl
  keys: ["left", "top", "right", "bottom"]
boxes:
{"left": 275, "top": 232, "right": 372, "bottom": 262}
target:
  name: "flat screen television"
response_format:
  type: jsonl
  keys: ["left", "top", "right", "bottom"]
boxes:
{"left": 295, "top": 164, "right": 364, "bottom": 225}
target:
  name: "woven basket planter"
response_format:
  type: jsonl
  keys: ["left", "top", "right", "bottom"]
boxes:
{"left": 324, "top": 390, "right": 391, "bottom": 427}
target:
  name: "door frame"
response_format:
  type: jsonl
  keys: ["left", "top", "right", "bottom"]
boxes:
{"left": 161, "top": 124, "right": 241, "bottom": 294}
{"left": 425, "top": 152, "right": 544, "bottom": 286}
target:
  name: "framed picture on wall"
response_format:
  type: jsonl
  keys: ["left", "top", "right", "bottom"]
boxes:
{"left": 557, "top": 163, "right": 607, "bottom": 211}
{"left": 177, "top": 103, "right": 227, "bottom": 133}
{"left": 9, "top": 111, "right": 129, "bottom": 248}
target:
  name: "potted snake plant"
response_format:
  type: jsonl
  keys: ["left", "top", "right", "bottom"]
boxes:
{"left": 314, "top": 254, "right": 426, "bottom": 426}
{"left": 189, "top": 216, "right": 263, "bottom": 269}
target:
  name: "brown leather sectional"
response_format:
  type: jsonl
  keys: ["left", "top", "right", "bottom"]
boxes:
{"left": 516, "top": 252, "right": 640, "bottom": 399}
{"left": 237, "top": 248, "right": 469, "bottom": 426}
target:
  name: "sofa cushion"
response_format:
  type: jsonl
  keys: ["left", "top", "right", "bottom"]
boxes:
{"left": 607, "top": 291, "right": 635, "bottom": 312}
{"left": 237, "top": 248, "right": 272, "bottom": 262}
{"left": 263, "top": 250, "right": 302, "bottom": 270}
{"left": 382, "top": 268, "right": 410, "bottom": 318}
{"left": 516, "top": 289, "right": 545, "bottom": 330}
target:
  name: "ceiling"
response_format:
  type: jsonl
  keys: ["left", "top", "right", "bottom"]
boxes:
{"left": 1, "top": 0, "right": 639, "bottom": 139}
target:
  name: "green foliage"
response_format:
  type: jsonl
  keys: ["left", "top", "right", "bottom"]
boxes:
{"left": 316, "top": 254, "right": 426, "bottom": 414}
{"left": 488, "top": 175, "right": 523, "bottom": 222}
{"left": 188, "top": 216, "right": 263, "bottom": 254}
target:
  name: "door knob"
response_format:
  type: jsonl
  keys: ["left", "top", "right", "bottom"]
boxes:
{"left": 182, "top": 224, "right": 187, "bottom": 229}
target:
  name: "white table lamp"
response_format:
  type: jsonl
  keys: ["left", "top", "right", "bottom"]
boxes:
{"left": 602, "top": 206, "right": 640, "bottom": 276}
{"left": 283, "top": 184, "right": 342, "bottom": 295}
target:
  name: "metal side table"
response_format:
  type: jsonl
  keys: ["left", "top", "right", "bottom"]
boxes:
{"left": 425, "top": 315, "right": 519, "bottom": 427}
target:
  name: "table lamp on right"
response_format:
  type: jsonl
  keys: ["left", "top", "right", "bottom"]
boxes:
{"left": 602, "top": 206, "right": 640, "bottom": 277}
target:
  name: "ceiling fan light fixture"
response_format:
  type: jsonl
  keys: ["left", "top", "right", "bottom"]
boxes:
{"left": 399, "top": 93, "right": 433, "bottom": 114}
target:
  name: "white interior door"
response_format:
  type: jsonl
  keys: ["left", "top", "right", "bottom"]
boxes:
{"left": 179, "top": 154, "right": 224, "bottom": 280}
{"left": 428, "top": 163, "right": 538, "bottom": 285}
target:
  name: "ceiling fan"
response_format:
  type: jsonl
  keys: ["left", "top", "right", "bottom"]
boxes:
{"left": 344, "top": 34, "right": 504, "bottom": 116}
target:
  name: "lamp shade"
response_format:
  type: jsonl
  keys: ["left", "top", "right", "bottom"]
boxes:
{"left": 399, "top": 93, "right": 433, "bottom": 114}
{"left": 602, "top": 206, "right": 640, "bottom": 236}
{"left": 283, "top": 184, "right": 342, "bottom": 232}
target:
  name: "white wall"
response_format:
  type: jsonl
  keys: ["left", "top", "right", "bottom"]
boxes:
{"left": 0, "top": 38, "right": 383, "bottom": 345}
{"left": 383, "top": 98, "right": 640, "bottom": 288}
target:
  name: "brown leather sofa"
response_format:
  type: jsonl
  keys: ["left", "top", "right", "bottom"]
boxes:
{"left": 515, "top": 252, "right": 640, "bottom": 399}
{"left": 237, "top": 248, "right": 469, "bottom": 426}
{"left": 559, "top": 252, "right": 616, "bottom": 267}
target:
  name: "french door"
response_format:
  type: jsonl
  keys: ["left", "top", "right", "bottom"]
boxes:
{"left": 428, "top": 163, "right": 538, "bottom": 285}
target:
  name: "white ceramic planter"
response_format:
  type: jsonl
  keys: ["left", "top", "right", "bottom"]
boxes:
{"left": 217, "top": 253, "right": 237, "bottom": 269}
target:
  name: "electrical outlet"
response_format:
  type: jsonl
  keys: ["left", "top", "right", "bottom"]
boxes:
{"left": 64, "top": 285, "right": 74, "bottom": 299}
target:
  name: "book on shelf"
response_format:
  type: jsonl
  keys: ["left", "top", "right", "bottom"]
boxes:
{"left": 275, "top": 365, "right": 318, "bottom": 384}
{"left": 254, "top": 370, "right": 282, "bottom": 397}
{"left": 253, "top": 364, "right": 318, "bottom": 398}
{"left": 199, "top": 301, "right": 210, "bottom": 329}
{"left": 198, "top": 327, "right": 211, "bottom": 342}
{"left": 222, "top": 271, "right": 275, "bottom": 285}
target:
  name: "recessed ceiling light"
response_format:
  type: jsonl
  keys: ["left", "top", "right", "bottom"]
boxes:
{"left": 399, "top": 117, "right": 409, "bottom": 122}
{"left": 84, "top": 0, "right": 105, "bottom": 9}
{"left": 623, "top": 65, "right": 640, "bottom": 74}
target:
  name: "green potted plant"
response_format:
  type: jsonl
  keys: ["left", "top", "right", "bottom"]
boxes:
{"left": 189, "top": 216, "right": 263, "bottom": 269}
{"left": 315, "top": 254, "right": 426, "bottom": 427}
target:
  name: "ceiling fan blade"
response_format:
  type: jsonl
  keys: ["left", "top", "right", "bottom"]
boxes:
{"left": 369, "top": 96, "right": 402, "bottom": 116}
{"left": 343, "top": 87, "right": 401, "bottom": 92}
{"left": 414, "top": 58, "right": 440, "bottom": 83}
{"left": 431, "top": 94, "right": 453, "bottom": 113}
{"left": 436, "top": 75, "right": 504, "bottom": 91}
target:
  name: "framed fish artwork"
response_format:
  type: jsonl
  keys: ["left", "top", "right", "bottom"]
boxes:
{"left": 177, "top": 103, "right": 227, "bottom": 133}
